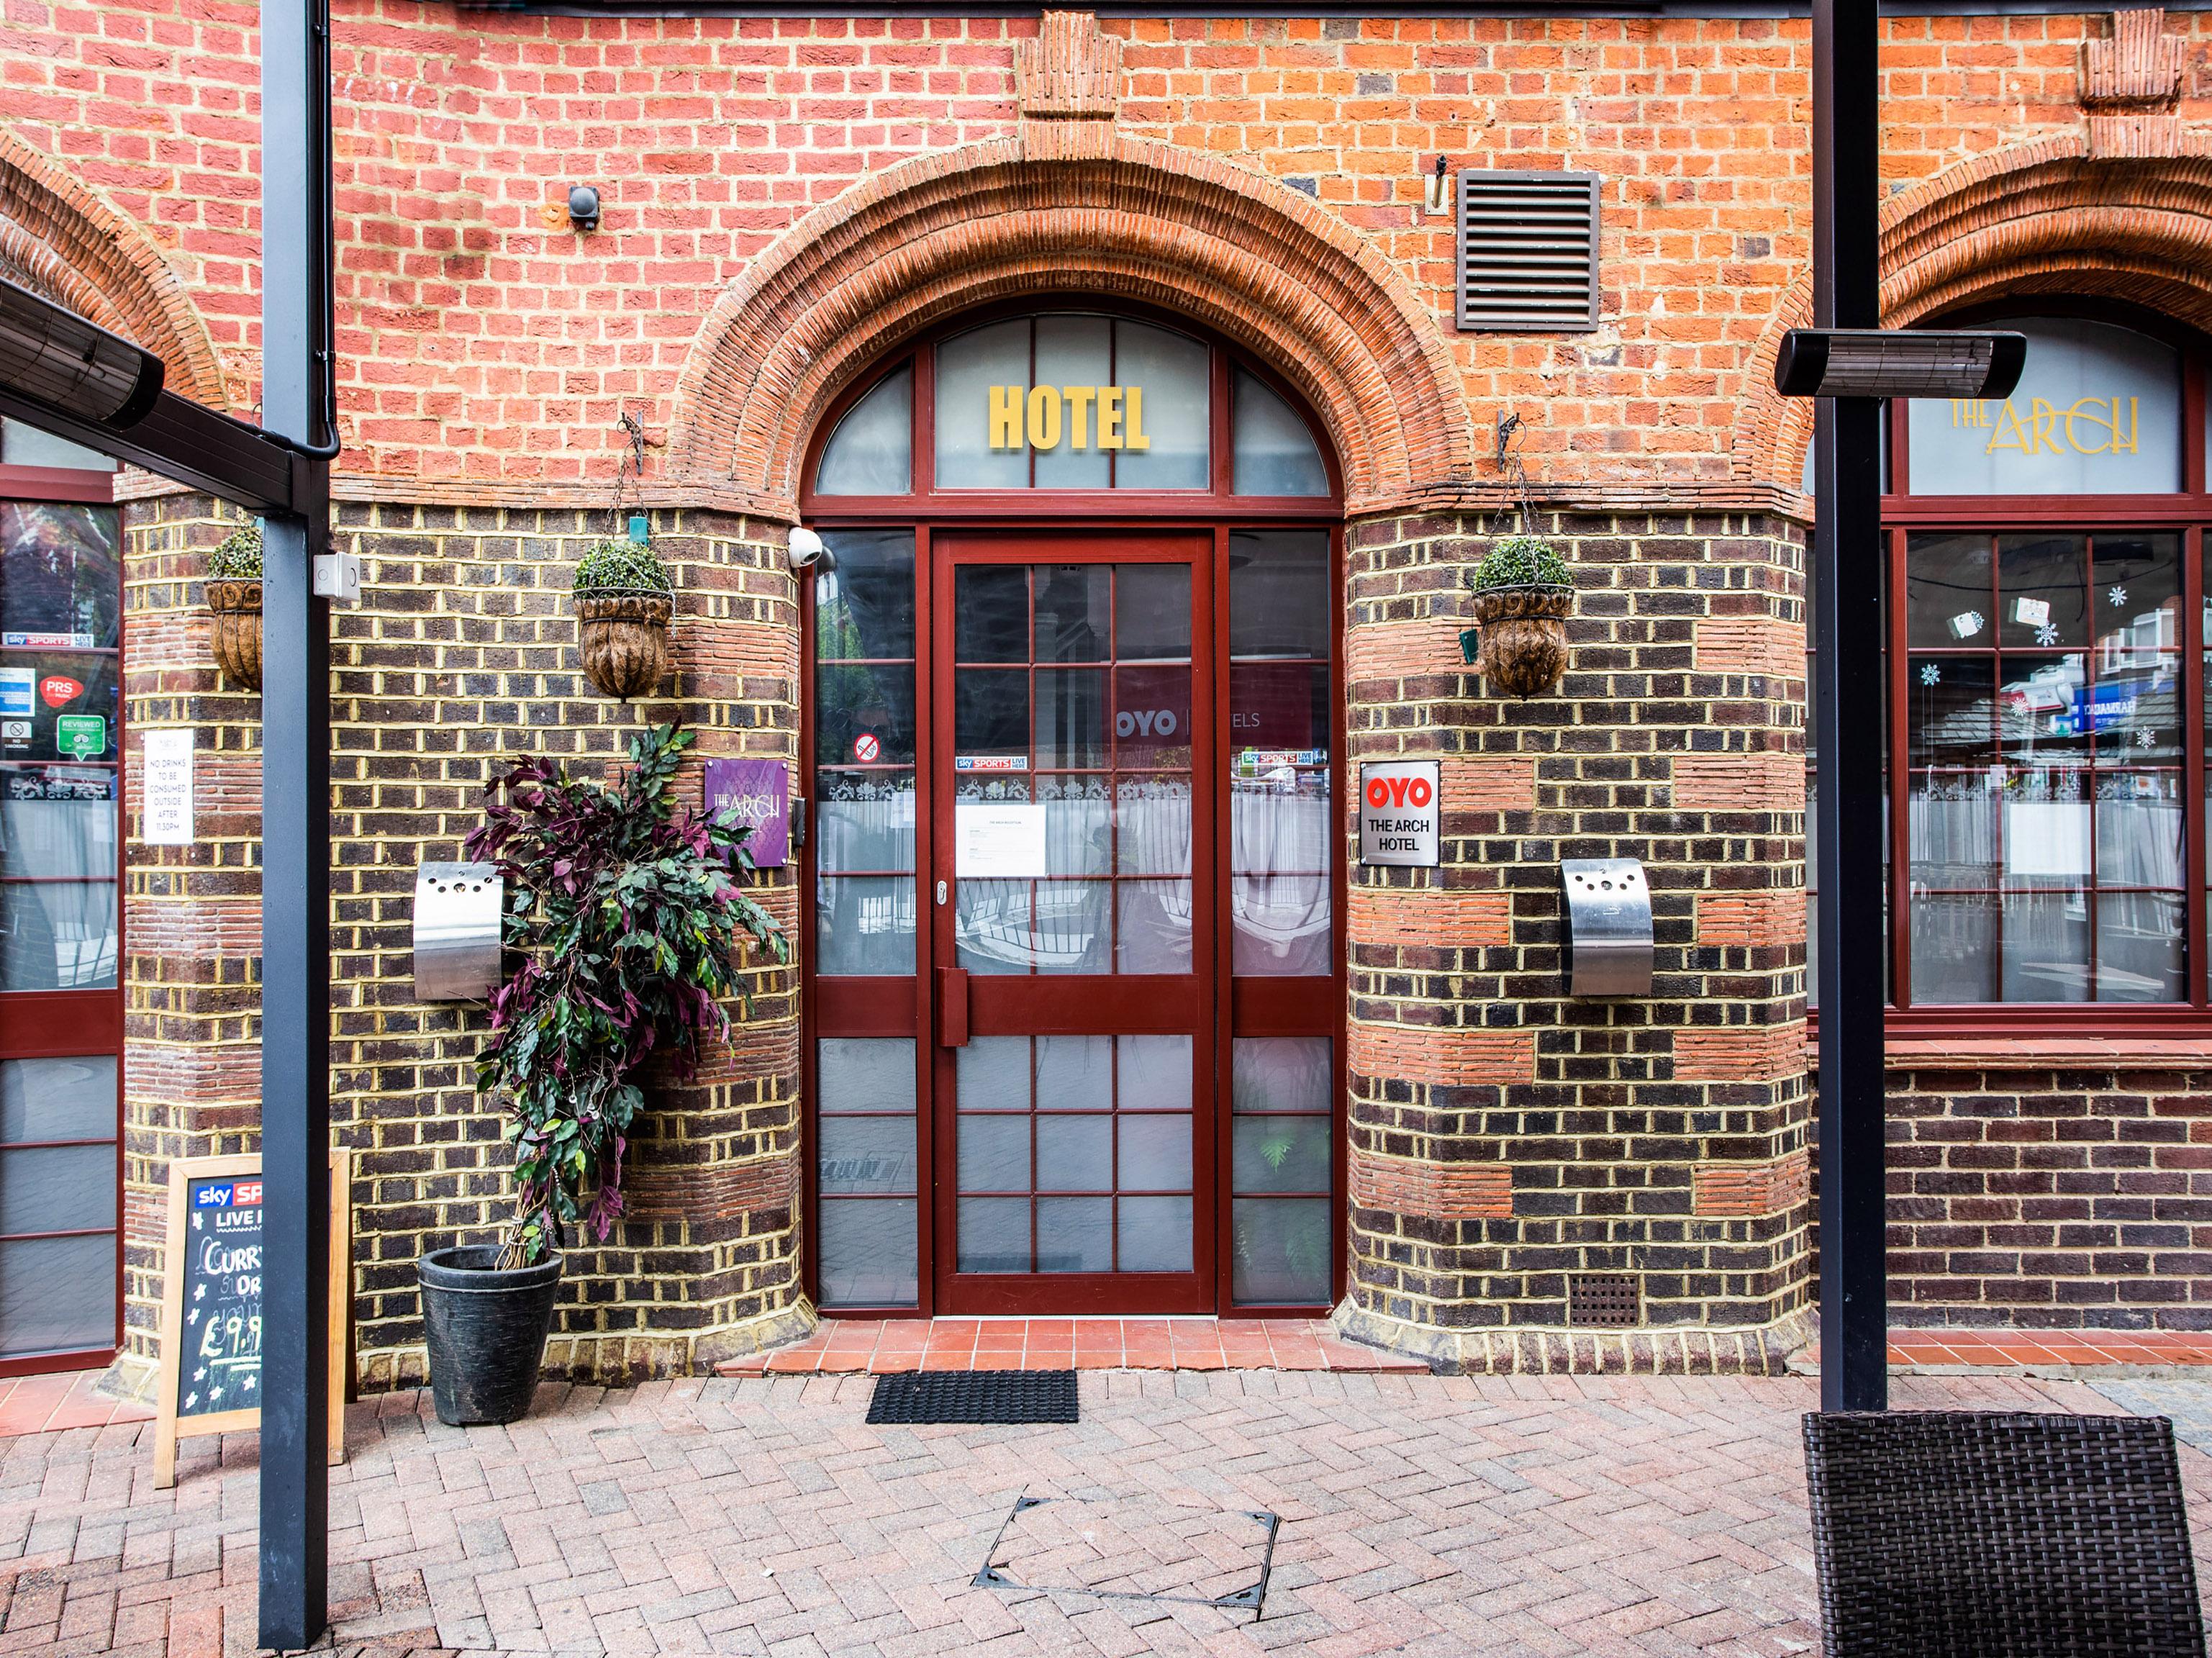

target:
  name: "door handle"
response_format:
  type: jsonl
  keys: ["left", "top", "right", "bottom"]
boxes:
{"left": 937, "top": 966, "right": 970, "bottom": 1048}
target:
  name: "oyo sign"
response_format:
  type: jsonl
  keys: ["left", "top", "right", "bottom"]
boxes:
{"left": 1358, "top": 760, "right": 1440, "bottom": 867}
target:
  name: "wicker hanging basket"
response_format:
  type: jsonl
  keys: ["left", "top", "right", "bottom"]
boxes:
{"left": 207, "top": 579, "right": 263, "bottom": 692}
{"left": 1464, "top": 582, "right": 1572, "bottom": 699}
{"left": 575, "top": 589, "right": 671, "bottom": 700}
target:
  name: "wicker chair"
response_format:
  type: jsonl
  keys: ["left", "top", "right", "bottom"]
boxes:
{"left": 1803, "top": 1411, "right": 2207, "bottom": 1658}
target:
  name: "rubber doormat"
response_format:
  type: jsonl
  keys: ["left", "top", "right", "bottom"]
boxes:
{"left": 866, "top": 1369, "right": 1078, "bottom": 1424}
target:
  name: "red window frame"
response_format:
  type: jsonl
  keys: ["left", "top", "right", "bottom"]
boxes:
{"left": 0, "top": 450, "right": 127, "bottom": 1375}
{"left": 797, "top": 301, "right": 1348, "bottom": 1317}
{"left": 1846, "top": 302, "right": 2212, "bottom": 1038}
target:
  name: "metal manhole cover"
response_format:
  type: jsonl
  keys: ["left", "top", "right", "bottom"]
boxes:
{"left": 972, "top": 1490, "right": 1281, "bottom": 1621}
{"left": 866, "top": 1370, "right": 1078, "bottom": 1425}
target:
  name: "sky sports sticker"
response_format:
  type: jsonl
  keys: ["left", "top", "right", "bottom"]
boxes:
{"left": 954, "top": 756, "right": 1029, "bottom": 772}
{"left": 1, "top": 633, "right": 95, "bottom": 650}
{"left": 193, "top": 1179, "right": 263, "bottom": 1208}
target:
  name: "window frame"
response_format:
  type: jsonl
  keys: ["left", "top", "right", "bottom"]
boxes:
{"left": 1867, "top": 300, "right": 2212, "bottom": 1037}
{"left": 0, "top": 448, "right": 127, "bottom": 1375}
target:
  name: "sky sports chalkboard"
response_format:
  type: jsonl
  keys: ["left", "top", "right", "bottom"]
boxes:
{"left": 155, "top": 1152, "right": 352, "bottom": 1488}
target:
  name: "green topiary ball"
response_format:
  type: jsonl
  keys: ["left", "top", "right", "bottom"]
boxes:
{"left": 209, "top": 522, "right": 263, "bottom": 581}
{"left": 1463, "top": 535, "right": 1572, "bottom": 593}
{"left": 574, "top": 538, "right": 674, "bottom": 597}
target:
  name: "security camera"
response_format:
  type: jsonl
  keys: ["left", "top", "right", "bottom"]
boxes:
{"left": 788, "top": 527, "right": 835, "bottom": 571}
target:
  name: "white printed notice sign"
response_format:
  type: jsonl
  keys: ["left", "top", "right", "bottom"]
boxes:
{"left": 142, "top": 728, "right": 195, "bottom": 846}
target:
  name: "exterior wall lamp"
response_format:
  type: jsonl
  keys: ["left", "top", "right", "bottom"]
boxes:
{"left": 568, "top": 185, "right": 602, "bottom": 232}
{"left": 0, "top": 273, "right": 165, "bottom": 427}
{"left": 1774, "top": 328, "right": 2027, "bottom": 399}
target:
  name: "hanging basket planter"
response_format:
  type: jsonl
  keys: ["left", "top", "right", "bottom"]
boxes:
{"left": 573, "top": 535, "right": 676, "bottom": 701}
{"left": 1460, "top": 535, "right": 1574, "bottom": 700}
{"left": 206, "top": 524, "right": 264, "bottom": 692}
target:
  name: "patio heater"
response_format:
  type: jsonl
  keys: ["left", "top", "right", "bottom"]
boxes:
{"left": 1787, "top": 0, "right": 2024, "bottom": 1414}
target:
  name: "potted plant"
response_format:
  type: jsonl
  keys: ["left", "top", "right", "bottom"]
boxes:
{"left": 416, "top": 722, "right": 787, "bottom": 1425}
{"left": 1459, "top": 533, "right": 1573, "bottom": 698}
{"left": 573, "top": 535, "right": 674, "bottom": 701}
{"left": 206, "top": 521, "right": 263, "bottom": 691}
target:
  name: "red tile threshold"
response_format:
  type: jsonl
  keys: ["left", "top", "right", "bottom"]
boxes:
{"left": 1801, "top": 1328, "right": 2212, "bottom": 1372}
{"left": 717, "top": 1317, "right": 1429, "bottom": 1377}
{"left": 0, "top": 1369, "right": 152, "bottom": 1437}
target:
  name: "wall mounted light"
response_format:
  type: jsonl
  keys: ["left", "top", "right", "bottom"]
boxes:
{"left": 0, "top": 274, "right": 164, "bottom": 427}
{"left": 567, "top": 185, "right": 602, "bottom": 233}
{"left": 1423, "top": 155, "right": 1452, "bottom": 217}
{"left": 1774, "top": 329, "right": 2027, "bottom": 399}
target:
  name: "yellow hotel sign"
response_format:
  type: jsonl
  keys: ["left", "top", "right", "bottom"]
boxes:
{"left": 1949, "top": 395, "right": 2141, "bottom": 458}
{"left": 989, "top": 385, "right": 1152, "bottom": 452}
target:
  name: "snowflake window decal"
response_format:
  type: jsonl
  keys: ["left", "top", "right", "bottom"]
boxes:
{"left": 2138, "top": 728, "right": 2157, "bottom": 750}
{"left": 2109, "top": 585, "right": 2129, "bottom": 608}
{"left": 2035, "top": 622, "right": 2060, "bottom": 646}
{"left": 1919, "top": 663, "right": 1941, "bottom": 686}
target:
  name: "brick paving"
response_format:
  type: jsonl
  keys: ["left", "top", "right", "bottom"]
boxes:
{"left": 5, "top": 1369, "right": 2212, "bottom": 1656}
{"left": 0, "top": 1372, "right": 151, "bottom": 1440}
{"left": 715, "top": 1319, "right": 1430, "bottom": 1377}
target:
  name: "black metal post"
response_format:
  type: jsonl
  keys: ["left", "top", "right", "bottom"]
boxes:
{"left": 1812, "top": 0, "right": 1888, "bottom": 1412}
{"left": 258, "top": 0, "right": 335, "bottom": 1641}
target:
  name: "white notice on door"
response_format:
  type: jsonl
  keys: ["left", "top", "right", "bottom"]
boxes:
{"left": 955, "top": 800, "right": 1049, "bottom": 878}
{"left": 142, "top": 728, "right": 195, "bottom": 846}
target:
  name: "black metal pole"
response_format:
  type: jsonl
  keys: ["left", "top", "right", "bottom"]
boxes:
{"left": 1812, "top": 0, "right": 1888, "bottom": 1412}
{"left": 258, "top": 0, "right": 335, "bottom": 1641}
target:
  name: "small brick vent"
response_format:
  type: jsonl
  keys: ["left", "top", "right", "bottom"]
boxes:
{"left": 1567, "top": 1273, "right": 1641, "bottom": 1327}
{"left": 1455, "top": 170, "right": 1601, "bottom": 333}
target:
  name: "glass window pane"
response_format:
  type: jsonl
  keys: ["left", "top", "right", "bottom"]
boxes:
{"left": 1117, "top": 1114, "right": 1192, "bottom": 1192}
{"left": 955, "top": 670, "right": 1030, "bottom": 759}
{"left": 0, "top": 1056, "right": 113, "bottom": 1143}
{"left": 1910, "top": 892, "right": 1999, "bottom": 1002}
{"left": 1999, "top": 656, "right": 2091, "bottom": 768}
{"left": 1, "top": 504, "right": 122, "bottom": 645}
{"left": 2003, "top": 771, "right": 2088, "bottom": 886}
{"left": 1229, "top": 531, "right": 1331, "bottom": 657}
{"left": 1232, "top": 367, "right": 1329, "bottom": 497}
{"left": 936, "top": 319, "right": 1031, "bottom": 489}
{"left": 957, "top": 876, "right": 1110, "bottom": 975}
{"left": 1906, "top": 533, "right": 1993, "bottom": 650}
{"left": 817, "top": 1200, "right": 917, "bottom": 1308}
{"left": 1233, "top": 1036, "right": 1331, "bottom": 1115}
{"left": 1111, "top": 321, "right": 1209, "bottom": 491}
{"left": 1115, "top": 777, "right": 1190, "bottom": 876}
{"left": 957, "top": 1113, "right": 1030, "bottom": 1193}
{"left": 1910, "top": 771, "right": 2000, "bottom": 889}
{"left": 958, "top": 1197, "right": 1030, "bottom": 1273}
{"left": 814, "top": 666, "right": 915, "bottom": 770}
{"left": 0, "top": 650, "right": 119, "bottom": 765}
{"left": 813, "top": 365, "right": 912, "bottom": 496}
{"left": 819, "top": 1115, "right": 917, "bottom": 1196}
{"left": 1035, "top": 1035, "right": 1112, "bottom": 1113}
{"left": 1907, "top": 318, "right": 2182, "bottom": 495}
{"left": 2096, "top": 776, "right": 2182, "bottom": 888}
{"left": 1, "top": 420, "right": 117, "bottom": 473}
{"left": 816, "top": 530, "right": 915, "bottom": 661}
{"left": 955, "top": 566, "right": 1029, "bottom": 663}
{"left": 2091, "top": 533, "right": 2182, "bottom": 658}
{"left": 1997, "top": 535, "right": 2088, "bottom": 649}
{"left": 1035, "top": 671, "right": 1106, "bottom": 769}
{"left": 1231, "top": 1198, "right": 1331, "bottom": 1303}
{"left": 958, "top": 1036, "right": 1033, "bottom": 1111}
{"left": 817, "top": 774, "right": 914, "bottom": 876}
{"left": 1118, "top": 1034, "right": 1192, "bottom": 1112}
{"left": 1032, "top": 315, "right": 1112, "bottom": 490}
{"left": 1115, "top": 1195, "right": 1191, "bottom": 1272}
{"left": 1038, "top": 1197, "right": 1113, "bottom": 1272}
{"left": 0, "top": 1143, "right": 114, "bottom": 1233}
{"left": 1041, "top": 785, "right": 1111, "bottom": 876}
{"left": 0, "top": 1233, "right": 114, "bottom": 1358}
{"left": 2098, "top": 891, "right": 2184, "bottom": 1002}
{"left": 1233, "top": 1115, "right": 1330, "bottom": 1194}
{"left": 1114, "top": 565, "right": 1191, "bottom": 661}
{"left": 819, "top": 1039, "right": 916, "bottom": 1116}
{"left": 2003, "top": 890, "right": 2092, "bottom": 1000}
{"left": 1033, "top": 565, "right": 1110, "bottom": 662}
{"left": 1116, "top": 879, "right": 1192, "bottom": 974}
{"left": 0, "top": 878, "right": 117, "bottom": 990}
{"left": 814, "top": 874, "right": 914, "bottom": 976}
{"left": 1908, "top": 656, "right": 1995, "bottom": 769}
{"left": 1036, "top": 1115, "right": 1112, "bottom": 1191}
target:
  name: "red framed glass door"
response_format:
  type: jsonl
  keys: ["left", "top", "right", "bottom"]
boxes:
{"left": 929, "top": 533, "right": 1217, "bottom": 1313}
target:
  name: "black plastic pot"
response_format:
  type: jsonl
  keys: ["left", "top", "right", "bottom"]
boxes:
{"left": 417, "top": 1245, "right": 563, "bottom": 1426}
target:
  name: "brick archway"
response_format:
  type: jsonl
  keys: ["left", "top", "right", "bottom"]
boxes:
{"left": 669, "top": 127, "right": 1476, "bottom": 518}
{"left": 1739, "top": 137, "right": 2212, "bottom": 491}
{"left": 0, "top": 127, "right": 226, "bottom": 406}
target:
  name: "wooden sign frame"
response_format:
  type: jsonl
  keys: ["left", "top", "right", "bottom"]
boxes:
{"left": 154, "top": 1149, "right": 352, "bottom": 1487}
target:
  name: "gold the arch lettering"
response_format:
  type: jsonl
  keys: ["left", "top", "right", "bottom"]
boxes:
{"left": 1949, "top": 395, "right": 2141, "bottom": 458}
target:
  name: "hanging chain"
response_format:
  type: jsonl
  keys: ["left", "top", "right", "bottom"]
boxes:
{"left": 1493, "top": 411, "right": 1538, "bottom": 537}
{"left": 607, "top": 410, "right": 648, "bottom": 540}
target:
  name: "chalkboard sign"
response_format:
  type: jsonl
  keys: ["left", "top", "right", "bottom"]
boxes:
{"left": 154, "top": 1151, "right": 352, "bottom": 1488}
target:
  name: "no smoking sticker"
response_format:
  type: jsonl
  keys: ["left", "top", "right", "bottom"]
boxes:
{"left": 852, "top": 732, "right": 881, "bottom": 764}
{"left": 1358, "top": 760, "right": 1439, "bottom": 867}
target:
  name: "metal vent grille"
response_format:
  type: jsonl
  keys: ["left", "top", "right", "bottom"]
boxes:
{"left": 1456, "top": 171, "right": 1600, "bottom": 333}
{"left": 1567, "top": 1273, "right": 1640, "bottom": 1327}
